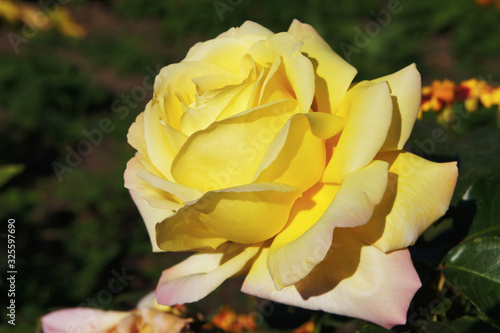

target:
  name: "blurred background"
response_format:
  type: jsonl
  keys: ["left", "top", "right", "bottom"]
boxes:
{"left": 0, "top": 0, "right": 499, "bottom": 332}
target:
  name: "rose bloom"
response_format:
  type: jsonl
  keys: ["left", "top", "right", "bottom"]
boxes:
{"left": 41, "top": 292, "right": 192, "bottom": 333}
{"left": 124, "top": 20, "right": 458, "bottom": 328}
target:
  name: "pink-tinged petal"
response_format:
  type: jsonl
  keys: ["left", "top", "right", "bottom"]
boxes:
{"left": 41, "top": 308, "right": 128, "bottom": 333}
{"left": 156, "top": 243, "right": 260, "bottom": 305}
{"left": 323, "top": 81, "right": 393, "bottom": 183}
{"left": 371, "top": 64, "right": 422, "bottom": 151}
{"left": 242, "top": 230, "right": 421, "bottom": 329}
{"left": 354, "top": 151, "right": 458, "bottom": 252}
{"left": 288, "top": 19, "right": 357, "bottom": 114}
{"left": 267, "top": 160, "right": 388, "bottom": 289}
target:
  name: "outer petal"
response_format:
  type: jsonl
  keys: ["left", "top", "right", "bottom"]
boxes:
{"left": 288, "top": 19, "right": 357, "bottom": 114}
{"left": 125, "top": 155, "right": 182, "bottom": 252}
{"left": 323, "top": 81, "right": 393, "bottom": 183}
{"left": 242, "top": 230, "right": 421, "bottom": 329}
{"left": 217, "top": 20, "right": 274, "bottom": 41}
{"left": 171, "top": 99, "right": 299, "bottom": 191}
{"left": 353, "top": 151, "right": 458, "bottom": 252}
{"left": 144, "top": 100, "right": 188, "bottom": 181}
{"left": 268, "top": 160, "right": 388, "bottom": 289}
{"left": 156, "top": 183, "right": 301, "bottom": 246}
{"left": 127, "top": 112, "right": 146, "bottom": 154}
{"left": 129, "top": 189, "right": 176, "bottom": 252}
{"left": 156, "top": 243, "right": 260, "bottom": 305}
{"left": 371, "top": 64, "right": 422, "bottom": 151}
{"left": 183, "top": 37, "right": 254, "bottom": 74}
{"left": 41, "top": 308, "right": 128, "bottom": 333}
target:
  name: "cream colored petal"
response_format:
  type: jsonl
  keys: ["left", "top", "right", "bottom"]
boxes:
{"left": 371, "top": 64, "right": 422, "bottom": 151}
{"left": 354, "top": 151, "right": 458, "bottom": 252}
{"left": 323, "top": 81, "right": 393, "bottom": 183}
{"left": 156, "top": 244, "right": 260, "bottom": 305}
{"left": 242, "top": 230, "right": 421, "bottom": 329}
{"left": 288, "top": 19, "right": 357, "bottom": 114}
{"left": 156, "top": 183, "right": 301, "bottom": 246}
{"left": 125, "top": 155, "right": 182, "bottom": 252}
{"left": 268, "top": 160, "right": 388, "bottom": 289}
{"left": 41, "top": 308, "right": 129, "bottom": 333}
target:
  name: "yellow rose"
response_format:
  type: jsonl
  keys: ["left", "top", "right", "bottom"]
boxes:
{"left": 124, "top": 20, "right": 458, "bottom": 328}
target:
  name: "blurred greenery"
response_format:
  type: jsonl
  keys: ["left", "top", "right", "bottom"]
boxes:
{"left": 0, "top": 0, "right": 499, "bottom": 332}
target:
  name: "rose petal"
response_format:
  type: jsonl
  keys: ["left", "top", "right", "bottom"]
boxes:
{"left": 268, "top": 160, "right": 388, "bottom": 289}
{"left": 354, "top": 151, "right": 458, "bottom": 252}
{"left": 246, "top": 32, "right": 315, "bottom": 113}
{"left": 127, "top": 112, "right": 147, "bottom": 154}
{"left": 156, "top": 243, "right": 260, "bottom": 305}
{"left": 253, "top": 113, "right": 343, "bottom": 191}
{"left": 125, "top": 156, "right": 182, "bottom": 252}
{"left": 41, "top": 308, "right": 128, "bottom": 333}
{"left": 171, "top": 99, "right": 299, "bottom": 191}
{"left": 183, "top": 37, "right": 255, "bottom": 74}
{"left": 143, "top": 100, "right": 188, "bottom": 180}
{"left": 371, "top": 64, "right": 422, "bottom": 151}
{"left": 154, "top": 62, "right": 235, "bottom": 129}
{"left": 242, "top": 229, "right": 421, "bottom": 329}
{"left": 323, "top": 81, "right": 393, "bottom": 183}
{"left": 137, "top": 169, "right": 204, "bottom": 203}
{"left": 181, "top": 80, "right": 256, "bottom": 135}
{"left": 156, "top": 183, "right": 301, "bottom": 246}
{"left": 288, "top": 19, "right": 357, "bottom": 114}
{"left": 217, "top": 20, "right": 274, "bottom": 41}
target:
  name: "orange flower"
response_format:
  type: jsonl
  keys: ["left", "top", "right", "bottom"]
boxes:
{"left": 211, "top": 306, "right": 258, "bottom": 332}
{"left": 431, "top": 79, "right": 456, "bottom": 104}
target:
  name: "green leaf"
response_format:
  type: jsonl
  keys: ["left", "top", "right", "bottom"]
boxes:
{"left": 443, "top": 236, "right": 500, "bottom": 318}
{"left": 0, "top": 164, "right": 24, "bottom": 188}
{"left": 463, "top": 175, "right": 500, "bottom": 241}
{"left": 424, "top": 316, "right": 497, "bottom": 333}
